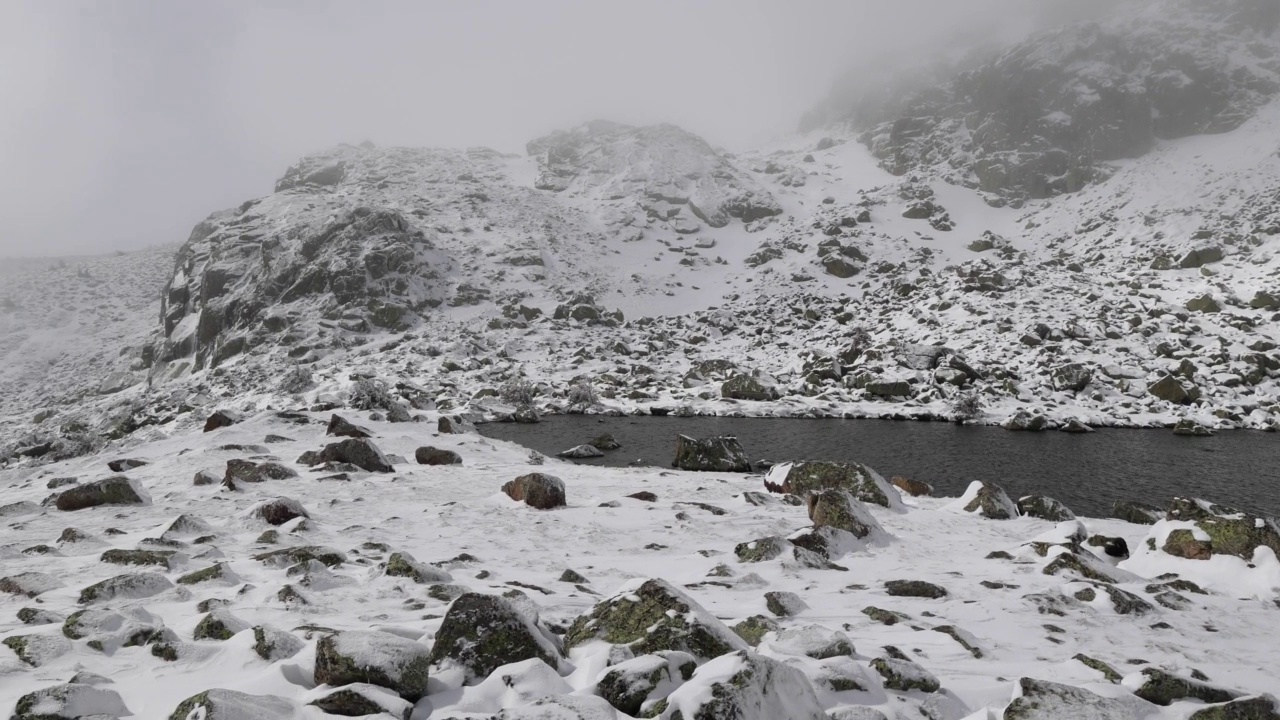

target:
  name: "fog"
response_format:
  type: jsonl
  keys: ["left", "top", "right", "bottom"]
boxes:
{"left": 0, "top": 0, "right": 1118, "bottom": 257}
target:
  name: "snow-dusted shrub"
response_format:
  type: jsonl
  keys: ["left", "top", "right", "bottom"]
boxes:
{"left": 527, "top": 449, "right": 545, "bottom": 466}
{"left": 567, "top": 379, "right": 599, "bottom": 407}
{"left": 349, "top": 378, "right": 394, "bottom": 411}
{"left": 277, "top": 366, "right": 314, "bottom": 394}
{"left": 950, "top": 391, "right": 985, "bottom": 421}
{"left": 500, "top": 378, "right": 537, "bottom": 408}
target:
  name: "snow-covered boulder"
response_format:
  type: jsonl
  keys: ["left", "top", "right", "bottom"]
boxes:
{"left": 314, "top": 630, "right": 432, "bottom": 701}
{"left": 807, "top": 489, "right": 886, "bottom": 540}
{"left": 672, "top": 435, "right": 751, "bottom": 473}
{"left": 769, "top": 461, "right": 903, "bottom": 510}
{"left": 596, "top": 651, "right": 697, "bottom": 716}
{"left": 428, "top": 593, "right": 563, "bottom": 683}
{"left": 54, "top": 475, "right": 151, "bottom": 511}
{"left": 654, "top": 650, "right": 826, "bottom": 720}
{"left": 951, "top": 481, "right": 1019, "bottom": 519}
{"left": 167, "top": 688, "right": 299, "bottom": 719}
{"left": 12, "top": 682, "right": 131, "bottom": 720}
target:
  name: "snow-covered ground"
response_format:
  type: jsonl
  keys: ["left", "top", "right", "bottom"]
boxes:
{"left": 1, "top": 408, "right": 1277, "bottom": 718}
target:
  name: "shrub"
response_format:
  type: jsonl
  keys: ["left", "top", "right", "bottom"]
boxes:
{"left": 951, "top": 391, "right": 985, "bottom": 421}
{"left": 500, "top": 377, "right": 537, "bottom": 408}
{"left": 349, "top": 378, "right": 394, "bottom": 411}
{"left": 278, "top": 366, "right": 314, "bottom": 394}
{"left": 567, "top": 379, "right": 599, "bottom": 407}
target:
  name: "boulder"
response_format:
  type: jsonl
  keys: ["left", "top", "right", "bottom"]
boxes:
{"left": 427, "top": 593, "right": 563, "bottom": 683}
{"left": 1003, "top": 410, "right": 1050, "bottom": 431}
{"left": 1149, "top": 374, "right": 1197, "bottom": 405}
{"left": 1180, "top": 247, "right": 1224, "bottom": 268}
{"left": 307, "top": 684, "right": 412, "bottom": 720}
{"left": 106, "top": 458, "right": 148, "bottom": 472}
{"left": 415, "top": 446, "right": 462, "bottom": 465}
{"left": 654, "top": 650, "right": 826, "bottom": 720}
{"left": 1164, "top": 497, "right": 1280, "bottom": 559}
{"left": 203, "top": 409, "right": 242, "bottom": 432}
{"left": 78, "top": 572, "right": 173, "bottom": 604}
{"left": 502, "top": 473, "right": 567, "bottom": 509}
{"left": 62, "top": 606, "right": 165, "bottom": 654}
{"left": 672, "top": 435, "right": 751, "bottom": 472}
{"left": 438, "top": 415, "right": 476, "bottom": 434}
{"left": 385, "top": 551, "right": 453, "bottom": 584}
{"left": 249, "top": 496, "right": 309, "bottom": 526}
{"left": 55, "top": 476, "right": 151, "bottom": 511}
{"left": 167, "top": 689, "right": 297, "bottom": 720}
{"left": 194, "top": 469, "right": 220, "bottom": 485}
{"left": 327, "top": 413, "right": 374, "bottom": 438}
{"left": 12, "top": 683, "right": 131, "bottom": 720}
{"left": 1050, "top": 363, "right": 1092, "bottom": 392}
{"left": 870, "top": 657, "right": 940, "bottom": 692}
{"left": 764, "top": 591, "right": 808, "bottom": 617}
{"left": 314, "top": 630, "right": 431, "bottom": 701}
{"left": 721, "top": 374, "right": 781, "bottom": 401}
{"left": 1004, "top": 677, "right": 1150, "bottom": 719}
{"left": 1186, "top": 294, "right": 1221, "bottom": 313}
{"left": 224, "top": 458, "right": 299, "bottom": 484}
{"left": 884, "top": 579, "right": 948, "bottom": 599}
{"left": 558, "top": 444, "right": 605, "bottom": 459}
{"left": 3, "top": 633, "right": 72, "bottom": 667}
{"left": 864, "top": 379, "right": 912, "bottom": 397}
{"left": 1188, "top": 696, "right": 1280, "bottom": 720}
{"left": 890, "top": 475, "right": 933, "bottom": 496}
{"left": 252, "top": 625, "right": 306, "bottom": 661}
{"left": 761, "top": 624, "right": 854, "bottom": 660}
{"left": 959, "top": 481, "right": 1019, "bottom": 519}
{"left": 496, "top": 695, "right": 621, "bottom": 720}
{"left": 590, "top": 433, "right": 622, "bottom": 450}
{"left": 564, "top": 578, "right": 747, "bottom": 660}
{"left": 597, "top": 651, "right": 697, "bottom": 716}
{"left": 0, "top": 572, "right": 63, "bottom": 598}
{"left": 1135, "top": 667, "right": 1240, "bottom": 706}
{"left": 1016, "top": 495, "right": 1076, "bottom": 521}
{"left": 1112, "top": 500, "right": 1163, "bottom": 525}
{"left": 304, "top": 438, "right": 394, "bottom": 473}
{"left": 807, "top": 489, "right": 884, "bottom": 540}
{"left": 770, "top": 461, "right": 903, "bottom": 509}
{"left": 193, "top": 608, "right": 250, "bottom": 641}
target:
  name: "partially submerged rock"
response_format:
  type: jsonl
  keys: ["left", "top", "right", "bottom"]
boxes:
{"left": 672, "top": 435, "right": 751, "bottom": 472}
{"left": 559, "top": 443, "right": 605, "bottom": 459}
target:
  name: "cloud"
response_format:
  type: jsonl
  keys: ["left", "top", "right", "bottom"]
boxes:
{"left": 0, "top": 0, "right": 1116, "bottom": 257}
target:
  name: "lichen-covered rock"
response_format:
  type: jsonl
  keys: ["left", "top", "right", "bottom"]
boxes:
{"left": 314, "top": 630, "right": 431, "bottom": 701}
{"left": 764, "top": 590, "right": 808, "bottom": 617}
{"left": 62, "top": 606, "right": 165, "bottom": 653}
{"left": 384, "top": 551, "right": 453, "bottom": 584}
{"left": 721, "top": 373, "right": 781, "bottom": 401}
{"left": 303, "top": 438, "right": 394, "bottom": 473}
{"left": 0, "top": 572, "right": 63, "bottom": 598}
{"left": 884, "top": 579, "right": 948, "bottom": 599}
{"left": 177, "top": 562, "right": 240, "bottom": 586}
{"left": 564, "top": 578, "right": 747, "bottom": 660}
{"left": 1003, "top": 677, "right": 1149, "bottom": 719}
{"left": 193, "top": 608, "right": 249, "bottom": 641}
{"left": 224, "top": 458, "right": 299, "bottom": 484}
{"left": 167, "top": 688, "right": 298, "bottom": 720}
{"left": 870, "top": 657, "right": 940, "bottom": 692}
{"left": 203, "top": 409, "right": 242, "bottom": 432}
{"left": 502, "top": 472, "right": 567, "bottom": 509}
{"left": 1163, "top": 497, "right": 1280, "bottom": 559}
{"left": 306, "top": 683, "right": 413, "bottom": 720}
{"left": 1135, "top": 667, "right": 1240, "bottom": 706}
{"left": 1188, "top": 695, "right": 1280, "bottom": 720}
{"left": 252, "top": 625, "right": 305, "bottom": 661}
{"left": 655, "top": 650, "right": 826, "bottom": 720}
{"left": 1050, "top": 363, "right": 1093, "bottom": 393}
{"left": 959, "top": 480, "right": 1019, "bottom": 519}
{"left": 55, "top": 475, "right": 151, "bottom": 511}
{"left": 428, "top": 593, "right": 562, "bottom": 683}
{"left": 12, "top": 683, "right": 132, "bottom": 720}
{"left": 1163, "top": 528, "right": 1214, "bottom": 559}
{"left": 770, "top": 461, "right": 903, "bottom": 510}
{"left": 415, "top": 446, "right": 462, "bottom": 465}
{"left": 890, "top": 475, "right": 933, "bottom": 497}
{"left": 1017, "top": 495, "right": 1076, "bottom": 522}
{"left": 558, "top": 443, "right": 605, "bottom": 458}
{"left": 807, "top": 489, "right": 885, "bottom": 540}
{"left": 252, "top": 545, "right": 346, "bottom": 568}
{"left": 1041, "top": 551, "right": 1128, "bottom": 584}
{"left": 597, "top": 651, "right": 697, "bottom": 716}
{"left": 78, "top": 572, "right": 173, "bottom": 604}
{"left": 496, "top": 694, "right": 622, "bottom": 719}
{"left": 672, "top": 435, "right": 751, "bottom": 472}
{"left": 3, "top": 633, "right": 72, "bottom": 667}
{"left": 731, "top": 615, "right": 780, "bottom": 646}
{"left": 760, "top": 624, "right": 854, "bottom": 660}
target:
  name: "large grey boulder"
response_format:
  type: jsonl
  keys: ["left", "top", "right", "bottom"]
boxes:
{"left": 1164, "top": 497, "right": 1280, "bottom": 560}
{"left": 428, "top": 593, "right": 563, "bottom": 683}
{"left": 301, "top": 438, "right": 394, "bottom": 472}
{"left": 597, "top": 651, "right": 697, "bottom": 716}
{"left": 672, "top": 435, "right": 751, "bottom": 472}
{"left": 13, "top": 683, "right": 132, "bottom": 720}
{"left": 770, "top": 461, "right": 903, "bottom": 510}
{"left": 55, "top": 476, "right": 150, "bottom": 511}
{"left": 1004, "top": 677, "right": 1151, "bottom": 719}
{"left": 78, "top": 572, "right": 173, "bottom": 604}
{"left": 314, "top": 630, "right": 431, "bottom": 701}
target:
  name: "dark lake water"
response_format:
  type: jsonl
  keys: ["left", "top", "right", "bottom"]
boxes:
{"left": 478, "top": 416, "right": 1280, "bottom": 518}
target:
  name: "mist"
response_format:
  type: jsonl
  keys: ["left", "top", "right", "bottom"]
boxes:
{"left": 0, "top": 0, "right": 1118, "bottom": 258}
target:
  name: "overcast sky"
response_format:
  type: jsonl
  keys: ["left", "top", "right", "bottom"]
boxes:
{"left": 0, "top": 0, "right": 1110, "bottom": 257}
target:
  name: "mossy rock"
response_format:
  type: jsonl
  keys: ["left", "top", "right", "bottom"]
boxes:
{"left": 252, "top": 625, "right": 305, "bottom": 661}
{"left": 1164, "top": 528, "right": 1213, "bottom": 559}
{"left": 315, "top": 630, "right": 431, "bottom": 701}
{"left": 862, "top": 606, "right": 908, "bottom": 626}
{"left": 731, "top": 615, "right": 780, "bottom": 646}
{"left": 870, "top": 657, "right": 940, "bottom": 692}
{"left": 1165, "top": 497, "right": 1280, "bottom": 559}
{"left": 1135, "top": 667, "right": 1240, "bottom": 706}
{"left": 735, "top": 536, "right": 789, "bottom": 563}
{"left": 177, "top": 563, "right": 236, "bottom": 585}
{"left": 385, "top": 551, "right": 452, "bottom": 583}
{"left": 1073, "top": 653, "right": 1122, "bottom": 683}
{"left": 193, "top": 609, "right": 248, "bottom": 641}
{"left": 1004, "top": 677, "right": 1146, "bottom": 719}
{"left": 308, "top": 683, "right": 413, "bottom": 719}
{"left": 777, "top": 461, "right": 901, "bottom": 509}
{"left": 807, "top": 489, "right": 883, "bottom": 539}
{"left": 427, "top": 593, "right": 561, "bottom": 683}
{"left": 1112, "top": 500, "right": 1162, "bottom": 525}
{"left": 563, "top": 578, "right": 746, "bottom": 660}
{"left": 100, "top": 548, "right": 177, "bottom": 568}
{"left": 1187, "top": 696, "right": 1280, "bottom": 720}
{"left": 672, "top": 435, "right": 751, "bottom": 472}
{"left": 78, "top": 572, "right": 173, "bottom": 604}
{"left": 252, "top": 545, "right": 346, "bottom": 568}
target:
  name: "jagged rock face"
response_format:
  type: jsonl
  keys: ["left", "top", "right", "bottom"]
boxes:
{"left": 527, "top": 120, "right": 781, "bottom": 232}
{"left": 855, "top": 0, "right": 1280, "bottom": 201}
